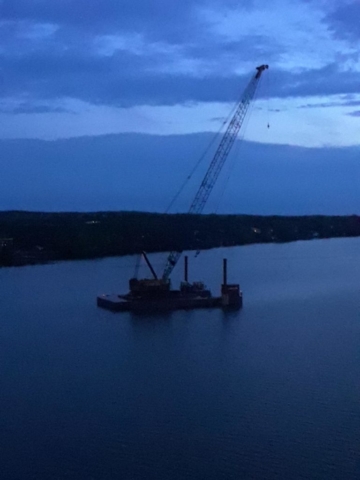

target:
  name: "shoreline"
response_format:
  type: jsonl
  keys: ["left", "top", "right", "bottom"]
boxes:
{"left": 1, "top": 210, "right": 360, "bottom": 267}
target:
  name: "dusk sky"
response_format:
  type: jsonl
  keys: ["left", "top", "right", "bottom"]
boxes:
{"left": 1, "top": 0, "right": 360, "bottom": 213}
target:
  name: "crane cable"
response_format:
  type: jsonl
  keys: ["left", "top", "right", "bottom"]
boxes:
{"left": 213, "top": 72, "right": 268, "bottom": 214}
{"left": 165, "top": 92, "right": 245, "bottom": 214}
{"left": 213, "top": 95, "right": 258, "bottom": 214}
{"left": 162, "top": 65, "right": 269, "bottom": 279}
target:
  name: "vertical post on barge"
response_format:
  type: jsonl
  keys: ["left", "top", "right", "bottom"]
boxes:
{"left": 223, "top": 258, "right": 227, "bottom": 286}
{"left": 184, "top": 255, "right": 189, "bottom": 282}
{"left": 221, "top": 258, "right": 242, "bottom": 308}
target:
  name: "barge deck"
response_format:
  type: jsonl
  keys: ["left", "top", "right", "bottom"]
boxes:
{"left": 97, "top": 258, "right": 242, "bottom": 313}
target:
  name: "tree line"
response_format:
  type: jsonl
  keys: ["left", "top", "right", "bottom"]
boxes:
{"left": 1, "top": 210, "right": 360, "bottom": 266}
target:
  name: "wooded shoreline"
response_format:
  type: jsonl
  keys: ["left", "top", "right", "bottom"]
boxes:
{"left": 1, "top": 211, "right": 359, "bottom": 267}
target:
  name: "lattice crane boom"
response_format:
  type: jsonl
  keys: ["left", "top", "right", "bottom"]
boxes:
{"left": 162, "top": 64, "right": 268, "bottom": 280}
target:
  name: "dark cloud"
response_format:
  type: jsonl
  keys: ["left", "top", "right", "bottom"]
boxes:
{"left": 299, "top": 99, "right": 360, "bottom": 109}
{"left": 211, "top": 116, "right": 226, "bottom": 122}
{"left": 0, "top": 103, "right": 73, "bottom": 114}
{"left": 0, "top": 53, "right": 250, "bottom": 106}
{"left": 184, "top": 35, "right": 281, "bottom": 69}
{"left": 325, "top": 3, "right": 360, "bottom": 41}
{"left": 0, "top": 37, "right": 274, "bottom": 106}
{"left": 0, "top": 38, "right": 360, "bottom": 106}
{"left": 1, "top": 0, "right": 190, "bottom": 32}
{"left": 1, "top": 0, "right": 253, "bottom": 43}
{"left": 348, "top": 110, "right": 360, "bottom": 117}
{"left": 276, "top": 64, "right": 360, "bottom": 99}
{"left": 1, "top": 39, "right": 360, "bottom": 107}
{"left": 1, "top": 1, "right": 360, "bottom": 110}
{"left": 340, "top": 99, "right": 360, "bottom": 107}
{"left": 0, "top": 0, "right": 279, "bottom": 108}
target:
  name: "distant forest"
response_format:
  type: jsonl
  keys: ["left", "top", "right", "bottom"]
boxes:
{"left": 1, "top": 211, "right": 360, "bottom": 267}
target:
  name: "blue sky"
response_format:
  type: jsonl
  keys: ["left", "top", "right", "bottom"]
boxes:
{"left": 0, "top": 0, "right": 360, "bottom": 213}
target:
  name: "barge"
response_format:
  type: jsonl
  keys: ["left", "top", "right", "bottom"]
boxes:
{"left": 97, "top": 257, "right": 242, "bottom": 313}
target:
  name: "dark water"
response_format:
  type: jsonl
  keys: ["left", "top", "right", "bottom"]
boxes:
{"left": 1, "top": 238, "right": 360, "bottom": 479}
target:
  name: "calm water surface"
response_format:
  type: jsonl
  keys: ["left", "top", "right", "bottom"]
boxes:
{"left": 1, "top": 238, "right": 360, "bottom": 479}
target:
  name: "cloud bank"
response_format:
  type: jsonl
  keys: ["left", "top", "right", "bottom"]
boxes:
{"left": 0, "top": 0, "right": 360, "bottom": 145}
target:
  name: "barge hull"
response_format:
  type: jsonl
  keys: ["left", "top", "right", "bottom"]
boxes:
{"left": 97, "top": 293, "right": 242, "bottom": 312}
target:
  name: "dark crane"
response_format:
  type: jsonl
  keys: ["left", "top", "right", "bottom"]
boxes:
{"left": 162, "top": 64, "right": 269, "bottom": 280}
{"left": 97, "top": 65, "right": 268, "bottom": 311}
